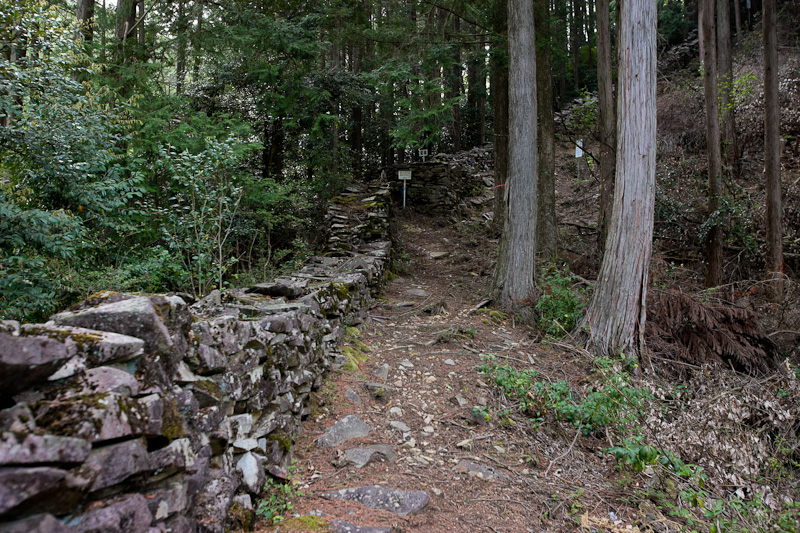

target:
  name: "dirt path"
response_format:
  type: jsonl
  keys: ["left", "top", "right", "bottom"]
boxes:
{"left": 252, "top": 208, "right": 649, "bottom": 533}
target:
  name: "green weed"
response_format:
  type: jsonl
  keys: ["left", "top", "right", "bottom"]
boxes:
{"left": 535, "top": 264, "right": 587, "bottom": 338}
{"left": 478, "top": 355, "right": 650, "bottom": 434}
{"left": 256, "top": 465, "right": 304, "bottom": 525}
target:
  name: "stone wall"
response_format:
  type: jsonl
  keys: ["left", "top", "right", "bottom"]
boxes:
{"left": 0, "top": 185, "right": 392, "bottom": 532}
{"left": 385, "top": 144, "right": 493, "bottom": 214}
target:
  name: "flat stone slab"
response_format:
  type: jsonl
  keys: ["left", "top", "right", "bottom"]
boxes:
{"left": 0, "top": 332, "right": 75, "bottom": 395}
{"left": 0, "top": 433, "right": 91, "bottom": 466}
{"left": 316, "top": 415, "right": 372, "bottom": 448}
{"left": 67, "top": 493, "right": 152, "bottom": 533}
{"left": 455, "top": 460, "right": 507, "bottom": 481}
{"left": 405, "top": 288, "right": 430, "bottom": 298}
{"left": 323, "top": 486, "right": 429, "bottom": 515}
{"left": 336, "top": 445, "right": 397, "bottom": 469}
{"left": 52, "top": 296, "right": 172, "bottom": 356}
{"left": 388, "top": 421, "right": 410, "bottom": 433}
{"left": 428, "top": 251, "right": 449, "bottom": 259}
{"left": 0, "top": 467, "right": 66, "bottom": 515}
{"left": 330, "top": 519, "right": 394, "bottom": 533}
{"left": 21, "top": 324, "right": 145, "bottom": 366}
{"left": 363, "top": 382, "right": 397, "bottom": 395}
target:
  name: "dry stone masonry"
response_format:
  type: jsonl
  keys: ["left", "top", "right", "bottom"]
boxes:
{"left": 0, "top": 185, "right": 392, "bottom": 532}
{"left": 385, "top": 144, "right": 493, "bottom": 214}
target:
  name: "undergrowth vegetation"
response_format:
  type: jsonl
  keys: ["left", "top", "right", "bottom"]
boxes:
{"left": 479, "top": 352, "right": 800, "bottom": 531}
{"left": 255, "top": 462, "right": 304, "bottom": 526}
{"left": 534, "top": 264, "right": 588, "bottom": 338}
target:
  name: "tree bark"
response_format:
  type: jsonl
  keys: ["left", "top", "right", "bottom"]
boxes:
{"left": 763, "top": 0, "right": 783, "bottom": 299}
{"left": 449, "top": 16, "right": 463, "bottom": 152}
{"left": 76, "top": 0, "right": 95, "bottom": 43}
{"left": 492, "top": 0, "right": 537, "bottom": 309}
{"left": 467, "top": 49, "right": 479, "bottom": 148}
{"left": 571, "top": 0, "right": 584, "bottom": 93}
{"left": 349, "top": 44, "right": 363, "bottom": 178}
{"left": 536, "top": 0, "right": 557, "bottom": 259}
{"left": 596, "top": 0, "right": 616, "bottom": 252}
{"left": 701, "top": 0, "right": 724, "bottom": 287}
{"left": 717, "top": 0, "right": 738, "bottom": 178}
{"left": 580, "top": 0, "right": 656, "bottom": 357}
{"left": 137, "top": 0, "right": 145, "bottom": 46}
{"left": 733, "top": 0, "right": 742, "bottom": 36}
{"left": 491, "top": 0, "right": 509, "bottom": 234}
{"left": 176, "top": 0, "right": 187, "bottom": 95}
{"left": 115, "top": 0, "right": 136, "bottom": 42}
{"left": 192, "top": 1, "right": 203, "bottom": 80}
{"left": 555, "top": 0, "right": 568, "bottom": 105}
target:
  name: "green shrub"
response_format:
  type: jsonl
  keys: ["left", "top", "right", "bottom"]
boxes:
{"left": 535, "top": 265, "right": 587, "bottom": 338}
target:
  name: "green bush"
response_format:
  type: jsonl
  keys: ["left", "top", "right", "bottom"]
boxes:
{"left": 535, "top": 265, "right": 587, "bottom": 338}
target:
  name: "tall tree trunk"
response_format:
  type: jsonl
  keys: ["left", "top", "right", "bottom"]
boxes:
{"left": 492, "top": 0, "right": 537, "bottom": 309}
{"left": 536, "top": 0, "right": 557, "bottom": 259}
{"left": 349, "top": 44, "right": 363, "bottom": 178}
{"left": 571, "top": 0, "right": 582, "bottom": 93}
{"left": 491, "top": 0, "right": 509, "bottom": 234}
{"left": 733, "top": 0, "right": 742, "bottom": 36}
{"left": 1, "top": 22, "right": 27, "bottom": 128}
{"left": 137, "top": 0, "right": 145, "bottom": 46}
{"left": 467, "top": 49, "right": 479, "bottom": 148}
{"left": 175, "top": 0, "right": 187, "bottom": 95}
{"left": 115, "top": 0, "right": 136, "bottom": 42}
{"left": 555, "top": 0, "right": 568, "bottom": 105}
{"left": 192, "top": 1, "right": 203, "bottom": 80}
{"left": 476, "top": 41, "right": 487, "bottom": 146}
{"left": 580, "top": 0, "right": 656, "bottom": 356}
{"left": 114, "top": 0, "right": 136, "bottom": 62}
{"left": 449, "top": 16, "right": 463, "bottom": 152}
{"left": 76, "top": 0, "right": 95, "bottom": 43}
{"left": 763, "top": 0, "right": 783, "bottom": 299}
{"left": 701, "top": 0, "right": 724, "bottom": 287}
{"left": 717, "top": 0, "right": 738, "bottom": 178}
{"left": 597, "top": 0, "right": 616, "bottom": 251}
{"left": 263, "top": 119, "right": 285, "bottom": 180}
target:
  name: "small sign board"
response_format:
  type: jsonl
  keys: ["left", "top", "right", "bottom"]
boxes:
{"left": 418, "top": 149, "right": 429, "bottom": 158}
{"left": 575, "top": 139, "right": 584, "bottom": 158}
{"left": 398, "top": 170, "right": 412, "bottom": 180}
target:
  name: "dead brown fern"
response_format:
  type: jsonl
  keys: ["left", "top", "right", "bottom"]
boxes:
{"left": 645, "top": 289, "right": 782, "bottom": 375}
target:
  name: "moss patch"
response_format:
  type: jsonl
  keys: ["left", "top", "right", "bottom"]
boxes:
{"left": 276, "top": 515, "right": 332, "bottom": 532}
{"left": 161, "top": 396, "right": 187, "bottom": 440}
{"left": 268, "top": 431, "right": 293, "bottom": 454}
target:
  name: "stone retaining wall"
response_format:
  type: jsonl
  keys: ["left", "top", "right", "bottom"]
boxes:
{"left": 385, "top": 144, "right": 493, "bottom": 214}
{"left": 0, "top": 185, "right": 392, "bottom": 533}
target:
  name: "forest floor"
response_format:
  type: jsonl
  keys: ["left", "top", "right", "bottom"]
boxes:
{"left": 250, "top": 178, "right": 698, "bottom": 533}
{"left": 269, "top": 215, "right": 633, "bottom": 532}
{"left": 244, "top": 133, "right": 800, "bottom": 531}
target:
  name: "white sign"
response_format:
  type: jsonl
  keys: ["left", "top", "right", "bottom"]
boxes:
{"left": 419, "top": 149, "right": 429, "bottom": 158}
{"left": 575, "top": 139, "right": 584, "bottom": 158}
{"left": 398, "top": 170, "right": 412, "bottom": 180}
